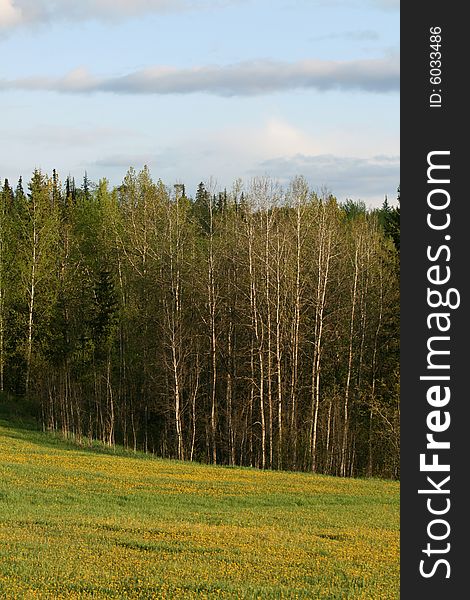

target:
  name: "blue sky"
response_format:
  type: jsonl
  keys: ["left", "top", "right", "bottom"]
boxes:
{"left": 0, "top": 0, "right": 399, "bottom": 206}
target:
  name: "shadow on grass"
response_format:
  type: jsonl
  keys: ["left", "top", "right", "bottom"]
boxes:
{"left": 0, "top": 414, "right": 154, "bottom": 462}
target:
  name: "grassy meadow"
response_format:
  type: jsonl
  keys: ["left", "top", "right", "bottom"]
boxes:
{"left": 0, "top": 419, "right": 399, "bottom": 599}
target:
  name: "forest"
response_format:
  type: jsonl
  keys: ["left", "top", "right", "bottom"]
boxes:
{"left": 0, "top": 167, "right": 399, "bottom": 478}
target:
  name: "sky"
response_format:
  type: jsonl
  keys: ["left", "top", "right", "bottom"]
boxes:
{"left": 0, "top": 0, "right": 399, "bottom": 207}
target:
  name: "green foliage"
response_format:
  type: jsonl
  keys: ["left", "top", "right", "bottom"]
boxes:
{"left": 192, "top": 181, "right": 212, "bottom": 233}
{"left": 341, "top": 198, "right": 367, "bottom": 220}
{"left": 0, "top": 169, "right": 400, "bottom": 478}
{"left": 376, "top": 196, "right": 400, "bottom": 252}
{"left": 92, "top": 269, "right": 118, "bottom": 355}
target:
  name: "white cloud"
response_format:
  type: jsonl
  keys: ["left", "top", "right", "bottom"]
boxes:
{"left": 255, "top": 153, "right": 399, "bottom": 205}
{"left": 88, "top": 119, "right": 397, "bottom": 206}
{"left": 296, "top": 0, "right": 399, "bottom": 10}
{"left": 200, "top": 118, "right": 322, "bottom": 162}
{"left": 370, "top": 0, "right": 399, "bottom": 10}
{"left": 202, "top": 120, "right": 398, "bottom": 204}
{"left": 0, "top": 0, "right": 22, "bottom": 28}
{"left": 0, "top": 0, "right": 237, "bottom": 30}
{"left": 0, "top": 55, "right": 399, "bottom": 96}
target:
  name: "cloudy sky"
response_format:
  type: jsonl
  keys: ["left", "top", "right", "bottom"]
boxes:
{"left": 0, "top": 0, "right": 399, "bottom": 206}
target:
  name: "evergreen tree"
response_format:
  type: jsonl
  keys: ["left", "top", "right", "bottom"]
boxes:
{"left": 1, "top": 168, "right": 400, "bottom": 477}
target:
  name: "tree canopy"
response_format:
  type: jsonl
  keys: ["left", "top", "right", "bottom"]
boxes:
{"left": 0, "top": 169, "right": 400, "bottom": 478}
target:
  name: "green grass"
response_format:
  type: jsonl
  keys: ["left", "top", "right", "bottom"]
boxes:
{"left": 0, "top": 418, "right": 399, "bottom": 599}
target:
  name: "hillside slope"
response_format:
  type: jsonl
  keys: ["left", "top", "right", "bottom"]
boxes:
{"left": 0, "top": 421, "right": 399, "bottom": 599}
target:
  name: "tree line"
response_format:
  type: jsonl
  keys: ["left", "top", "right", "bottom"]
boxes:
{"left": 0, "top": 168, "right": 400, "bottom": 478}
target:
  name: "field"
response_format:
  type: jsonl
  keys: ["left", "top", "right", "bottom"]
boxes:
{"left": 0, "top": 420, "right": 399, "bottom": 599}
